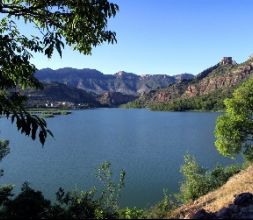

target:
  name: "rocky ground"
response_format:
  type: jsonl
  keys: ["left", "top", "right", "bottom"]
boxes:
{"left": 192, "top": 192, "right": 253, "bottom": 219}
{"left": 170, "top": 164, "right": 253, "bottom": 219}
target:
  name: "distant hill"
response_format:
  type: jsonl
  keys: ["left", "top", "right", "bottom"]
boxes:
{"left": 98, "top": 92, "right": 137, "bottom": 107}
{"left": 125, "top": 56, "right": 253, "bottom": 111}
{"left": 24, "top": 82, "right": 137, "bottom": 108}
{"left": 24, "top": 82, "right": 100, "bottom": 108}
{"left": 35, "top": 68, "right": 194, "bottom": 96}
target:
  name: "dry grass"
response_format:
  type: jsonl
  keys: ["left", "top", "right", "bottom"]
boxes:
{"left": 170, "top": 164, "right": 253, "bottom": 219}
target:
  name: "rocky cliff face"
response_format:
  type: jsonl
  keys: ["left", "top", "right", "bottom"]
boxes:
{"left": 98, "top": 92, "right": 137, "bottom": 107}
{"left": 137, "top": 57, "right": 253, "bottom": 105}
{"left": 35, "top": 68, "right": 194, "bottom": 96}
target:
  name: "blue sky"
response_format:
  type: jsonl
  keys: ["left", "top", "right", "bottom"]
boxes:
{"left": 30, "top": 0, "right": 253, "bottom": 75}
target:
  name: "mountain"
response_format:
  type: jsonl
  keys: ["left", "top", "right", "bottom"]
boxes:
{"left": 35, "top": 68, "right": 194, "bottom": 96}
{"left": 24, "top": 82, "right": 137, "bottom": 108}
{"left": 98, "top": 92, "right": 137, "bottom": 107}
{"left": 24, "top": 82, "right": 100, "bottom": 108}
{"left": 126, "top": 56, "right": 253, "bottom": 111}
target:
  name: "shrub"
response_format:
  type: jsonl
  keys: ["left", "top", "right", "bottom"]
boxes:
{"left": 178, "top": 154, "right": 241, "bottom": 203}
{"left": 0, "top": 161, "right": 126, "bottom": 219}
{"left": 119, "top": 207, "right": 145, "bottom": 219}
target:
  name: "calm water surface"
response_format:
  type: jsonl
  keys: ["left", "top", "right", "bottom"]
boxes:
{"left": 0, "top": 109, "right": 240, "bottom": 208}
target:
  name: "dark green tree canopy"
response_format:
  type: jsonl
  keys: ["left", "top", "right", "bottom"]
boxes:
{"left": 0, "top": 0, "right": 119, "bottom": 144}
{"left": 215, "top": 78, "right": 253, "bottom": 160}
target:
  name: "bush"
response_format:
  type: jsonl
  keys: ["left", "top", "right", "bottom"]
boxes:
{"left": 146, "top": 189, "right": 177, "bottom": 219}
{"left": 0, "top": 161, "right": 126, "bottom": 219}
{"left": 119, "top": 207, "right": 145, "bottom": 219}
{"left": 178, "top": 154, "right": 241, "bottom": 203}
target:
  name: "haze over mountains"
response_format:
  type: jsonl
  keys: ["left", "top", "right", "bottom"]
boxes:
{"left": 35, "top": 68, "right": 194, "bottom": 96}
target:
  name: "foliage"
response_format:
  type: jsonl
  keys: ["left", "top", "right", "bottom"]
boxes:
{"left": 215, "top": 78, "right": 253, "bottom": 160}
{"left": 149, "top": 88, "right": 233, "bottom": 112}
{"left": 50, "top": 187, "right": 116, "bottom": 219}
{"left": 145, "top": 189, "right": 177, "bottom": 219}
{"left": 123, "top": 88, "right": 234, "bottom": 112}
{"left": 0, "top": 0, "right": 119, "bottom": 144}
{"left": 118, "top": 189, "right": 177, "bottom": 219}
{"left": 0, "top": 161, "right": 126, "bottom": 219}
{"left": 1, "top": 182, "right": 51, "bottom": 219}
{"left": 121, "top": 100, "right": 144, "bottom": 109}
{"left": 96, "top": 161, "right": 126, "bottom": 214}
{"left": 119, "top": 207, "right": 145, "bottom": 219}
{"left": 0, "top": 145, "right": 118, "bottom": 219}
{"left": 178, "top": 154, "right": 241, "bottom": 203}
{"left": 0, "top": 139, "right": 15, "bottom": 209}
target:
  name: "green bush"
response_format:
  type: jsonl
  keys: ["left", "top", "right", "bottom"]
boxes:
{"left": 178, "top": 154, "right": 241, "bottom": 203}
{"left": 119, "top": 207, "right": 145, "bottom": 219}
{"left": 0, "top": 161, "right": 126, "bottom": 219}
{"left": 146, "top": 189, "right": 177, "bottom": 219}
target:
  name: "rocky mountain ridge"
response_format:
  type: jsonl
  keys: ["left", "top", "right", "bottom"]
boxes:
{"left": 134, "top": 56, "right": 253, "bottom": 107}
{"left": 35, "top": 68, "right": 194, "bottom": 96}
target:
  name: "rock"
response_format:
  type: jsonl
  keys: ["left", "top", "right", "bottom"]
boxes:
{"left": 247, "top": 205, "right": 253, "bottom": 213}
{"left": 189, "top": 193, "right": 253, "bottom": 219}
{"left": 191, "top": 209, "right": 215, "bottom": 219}
{"left": 239, "top": 213, "right": 253, "bottom": 219}
{"left": 228, "top": 204, "right": 239, "bottom": 213}
{"left": 216, "top": 207, "right": 232, "bottom": 218}
{"left": 234, "top": 193, "right": 253, "bottom": 206}
{"left": 220, "top": 57, "right": 233, "bottom": 65}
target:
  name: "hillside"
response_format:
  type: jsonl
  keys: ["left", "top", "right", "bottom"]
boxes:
{"left": 98, "top": 92, "right": 137, "bottom": 107}
{"left": 24, "top": 83, "right": 137, "bottom": 108}
{"left": 127, "top": 56, "right": 253, "bottom": 111}
{"left": 24, "top": 82, "right": 101, "bottom": 108}
{"left": 170, "top": 164, "right": 253, "bottom": 219}
{"left": 35, "top": 68, "right": 194, "bottom": 95}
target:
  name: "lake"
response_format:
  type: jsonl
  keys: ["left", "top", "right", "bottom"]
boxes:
{"left": 0, "top": 109, "right": 240, "bottom": 208}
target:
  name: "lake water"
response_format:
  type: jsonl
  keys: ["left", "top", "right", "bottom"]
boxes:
{"left": 0, "top": 109, "right": 240, "bottom": 208}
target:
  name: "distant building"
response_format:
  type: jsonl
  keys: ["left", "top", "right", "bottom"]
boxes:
{"left": 220, "top": 57, "right": 233, "bottom": 65}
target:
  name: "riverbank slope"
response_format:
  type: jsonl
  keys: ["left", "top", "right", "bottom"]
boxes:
{"left": 170, "top": 164, "right": 253, "bottom": 218}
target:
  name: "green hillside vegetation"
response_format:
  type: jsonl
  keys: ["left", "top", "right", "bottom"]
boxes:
{"left": 122, "top": 88, "right": 234, "bottom": 111}
{"left": 149, "top": 89, "right": 234, "bottom": 111}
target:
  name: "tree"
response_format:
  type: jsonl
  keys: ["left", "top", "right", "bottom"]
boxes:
{"left": 0, "top": 0, "right": 119, "bottom": 144}
{"left": 215, "top": 78, "right": 253, "bottom": 160}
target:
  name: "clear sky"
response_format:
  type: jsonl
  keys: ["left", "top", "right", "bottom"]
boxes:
{"left": 30, "top": 0, "right": 253, "bottom": 75}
